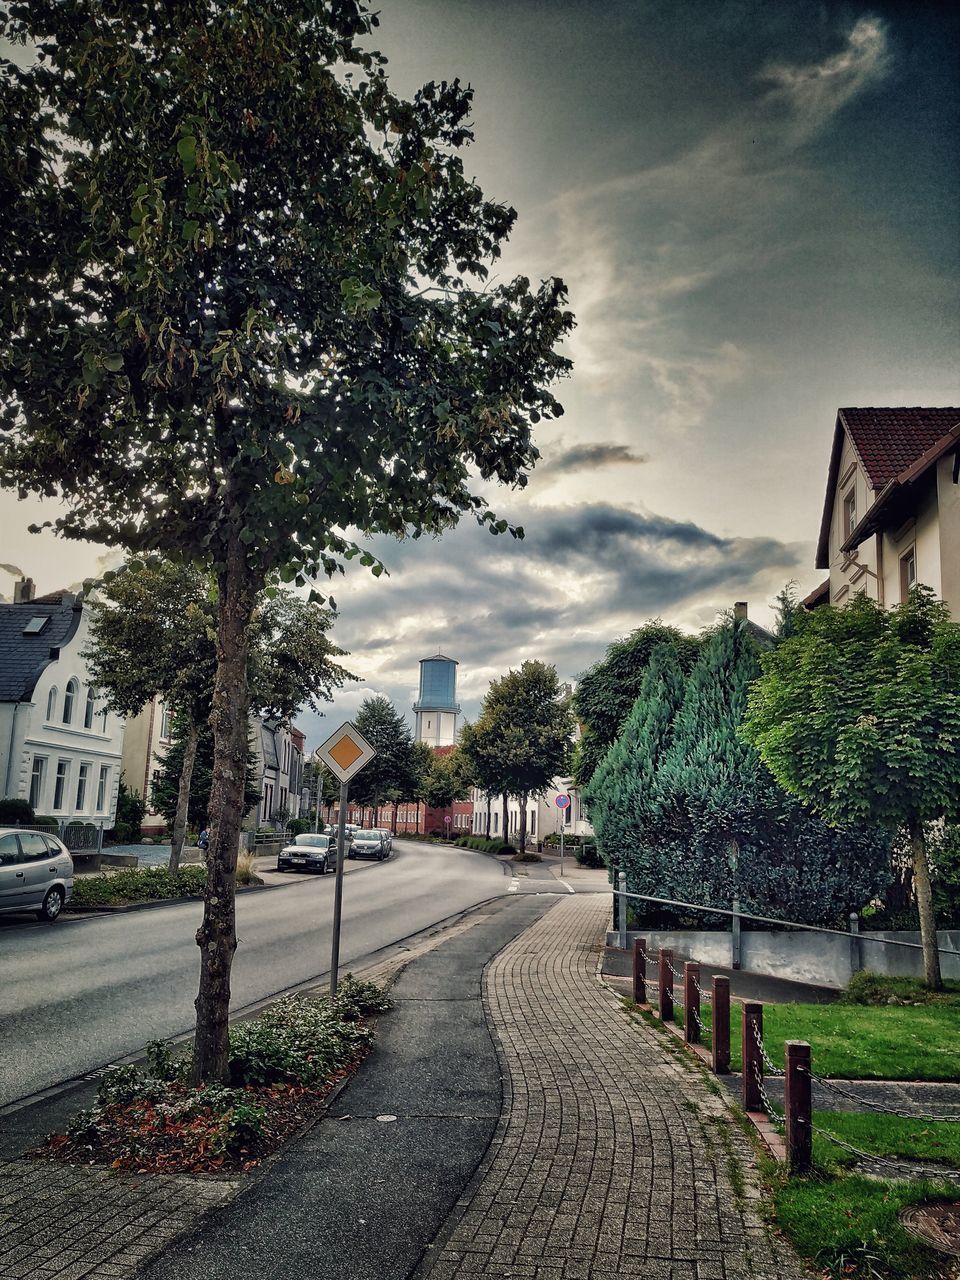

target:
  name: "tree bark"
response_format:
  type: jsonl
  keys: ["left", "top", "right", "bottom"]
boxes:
{"left": 519, "top": 791, "right": 528, "bottom": 854}
{"left": 191, "top": 533, "right": 261, "bottom": 1085}
{"left": 501, "top": 793, "right": 509, "bottom": 844}
{"left": 485, "top": 794, "right": 491, "bottom": 839}
{"left": 391, "top": 800, "right": 398, "bottom": 834}
{"left": 909, "top": 818, "right": 943, "bottom": 990}
{"left": 168, "top": 716, "right": 200, "bottom": 875}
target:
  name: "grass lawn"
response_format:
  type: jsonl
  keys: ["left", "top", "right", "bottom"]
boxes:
{"left": 774, "top": 1172, "right": 957, "bottom": 1280}
{"left": 771, "top": 1111, "right": 960, "bottom": 1279}
{"left": 662, "top": 976, "right": 960, "bottom": 1080}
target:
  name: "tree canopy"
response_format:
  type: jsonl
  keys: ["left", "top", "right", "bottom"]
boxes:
{"left": 572, "top": 622, "right": 701, "bottom": 787}
{"left": 743, "top": 589, "right": 960, "bottom": 986}
{"left": 0, "top": 0, "right": 572, "bottom": 1083}
{"left": 350, "top": 695, "right": 415, "bottom": 812}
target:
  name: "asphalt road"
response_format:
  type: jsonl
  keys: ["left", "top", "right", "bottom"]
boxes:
{"left": 0, "top": 839, "right": 523, "bottom": 1108}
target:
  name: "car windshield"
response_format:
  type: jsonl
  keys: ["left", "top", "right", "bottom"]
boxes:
{"left": 293, "top": 834, "right": 330, "bottom": 848}
{"left": 355, "top": 833, "right": 378, "bottom": 841}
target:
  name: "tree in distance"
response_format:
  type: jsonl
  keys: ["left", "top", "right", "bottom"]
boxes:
{"left": 349, "top": 695, "right": 415, "bottom": 825}
{"left": 419, "top": 747, "right": 470, "bottom": 812}
{"left": 743, "top": 588, "right": 960, "bottom": 988}
{"left": 0, "top": 1, "right": 571, "bottom": 1082}
{"left": 152, "top": 713, "right": 262, "bottom": 835}
{"left": 477, "top": 661, "right": 574, "bottom": 853}
{"left": 85, "top": 558, "right": 352, "bottom": 871}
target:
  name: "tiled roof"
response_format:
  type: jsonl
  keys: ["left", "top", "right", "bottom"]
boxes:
{"left": 839, "top": 408, "right": 960, "bottom": 490}
{"left": 0, "top": 599, "right": 83, "bottom": 702}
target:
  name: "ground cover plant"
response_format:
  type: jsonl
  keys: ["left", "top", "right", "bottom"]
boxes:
{"left": 41, "top": 979, "right": 391, "bottom": 1174}
{"left": 69, "top": 866, "right": 209, "bottom": 906}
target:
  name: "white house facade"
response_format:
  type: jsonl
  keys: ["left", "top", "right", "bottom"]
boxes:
{"left": 0, "top": 583, "right": 124, "bottom": 834}
{"left": 470, "top": 779, "right": 593, "bottom": 843}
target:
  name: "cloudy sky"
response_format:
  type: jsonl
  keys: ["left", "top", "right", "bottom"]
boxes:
{"left": 2, "top": 0, "right": 958, "bottom": 745}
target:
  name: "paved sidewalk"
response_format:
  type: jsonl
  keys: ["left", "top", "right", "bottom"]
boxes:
{"left": 416, "top": 894, "right": 805, "bottom": 1280}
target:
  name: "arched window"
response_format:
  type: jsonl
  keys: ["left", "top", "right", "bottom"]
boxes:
{"left": 63, "top": 678, "right": 78, "bottom": 725}
{"left": 46, "top": 687, "right": 58, "bottom": 721}
{"left": 84, "top": 688, "right": 96, "bottom": 730}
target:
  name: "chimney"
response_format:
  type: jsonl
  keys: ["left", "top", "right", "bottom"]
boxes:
{"left": 13, "top": 577, "right": 35, "bottom": 603}
{"left": 733, "top": 601, "right": 748, "bottom": 622}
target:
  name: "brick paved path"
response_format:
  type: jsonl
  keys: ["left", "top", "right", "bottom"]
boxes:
{"left": 0, "top": 1158, "right": 236, "bottom": 1279}
{"left": 418, "top": 895, "right": 805, "bottom": 1280}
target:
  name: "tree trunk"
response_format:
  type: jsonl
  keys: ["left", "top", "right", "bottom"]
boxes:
{"left": 909, "top": 818, "right": 943, "bottom": 990}
{"left": 485, "top": 794, "right": 491, "bottom": 839}
{"left": 168, "top": 717, "right": 200, "bottom": 875}
{"left": 391, "top": 801, "right": 398, "bottom": 835}
{"left": 519, "top": 791, "right": 528, "bottom": 854}
{"left": 501, "top": 793, "right": 509, "bottom": 844}
{"left": 191, "top": 534, "right": 261, "bottom": 1085}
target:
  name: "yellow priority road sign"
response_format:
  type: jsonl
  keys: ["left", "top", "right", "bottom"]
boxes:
{"left": 315, "top": 721, "right": 377, "bottom": 783}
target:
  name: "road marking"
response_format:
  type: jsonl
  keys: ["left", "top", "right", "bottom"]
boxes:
{"left": 508, "top": 878, "right": 519, "bottom": 893}
{"left": 559, "top": 880, "right": 575, "bottom": 895}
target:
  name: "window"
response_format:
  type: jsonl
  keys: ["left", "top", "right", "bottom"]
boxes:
{"left": 22, "top": 615, "right": 50, "bottom": 636}
{"left": 0, "top": 834, "right": 20, "bottom": 865}
{"left": 53, "top": 759, "right": 70, "bottom": 810}
{"left": 493, "top": 813, "right": 499, "bottom": 833}
{"left": 842, "top": 487, "right": 857, "bottom": 540}
{"left": 18, "top": 832, "right": 50, "bottom": 861}
{"left": 29, "top": 757, "right": 46, "bottom": 809}
{"left": 76, "top": 763, "right": 91, "bottom": 812}
{"left": 159, "top": 703, "right": 172, "bottom": 741}
{"left": 96, "top": 766, "right": 110, "bottom": 813}
{"left": 84, "top": 688, "right": 96, "bottom": 729}
{"left": 530, "top": 811, "right": 536, "bottom": 836}
{"left": 100, "top": 707, "right": 109, "bottom": 733}
{"left": 46, "top": 687, "right": 58, "bottom": 721}
{"left": 63, "top": 679, "right": 78, "bottom": 725}
{"left": 900, "top": 547, "right": 917, "bottom": 601}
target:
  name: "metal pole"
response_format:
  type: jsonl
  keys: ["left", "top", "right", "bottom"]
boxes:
{"left": 330, "top": 780, "right": 349, "bottom": 998}
{"left": 559, "top": 825, "right": 564, "bottom": 877}
{"left": 314, "top": 766, "right": 322, "bottom": 834}
{"left": 618, "top": 871, "right": 627, "bottom": 951}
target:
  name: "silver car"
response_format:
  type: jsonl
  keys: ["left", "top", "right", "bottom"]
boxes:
{"left": 0, "top": 828, "right": 74, "bottom": 921}
{"left": 371, "top": 828, "right": 393, "bottom": 854}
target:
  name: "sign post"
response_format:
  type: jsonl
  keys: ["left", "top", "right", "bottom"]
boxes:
{"left": 315, "top": 721, "right": 377, "bottom": 996}
{"left": 555, "top": 793, "right": 571, "bottom": 875}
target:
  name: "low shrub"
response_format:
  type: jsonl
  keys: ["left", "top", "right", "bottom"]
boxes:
{"left": 287, "top": 817, "right": 315, "bottom": 836}
{"left": 513, "top": 849, "right": 542, "bottom": 863}
{"left": 228, "top": 985, "right": 387, "bottom": 1086}
{"left": 0, "top": 797, "right": 34, "bottom": 824}
{"left": 575, "top": 842, "right": 604, "bottom": 869}
{"left": 454, "top": 835, "right": 514, "bottom": 855}
{"left": 69, "top": 865, "right": 207, "bottom": 906}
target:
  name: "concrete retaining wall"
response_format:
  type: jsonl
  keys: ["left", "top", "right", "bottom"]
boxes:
{"left": 605, "top": 926, "right": 960, "bottom": 988}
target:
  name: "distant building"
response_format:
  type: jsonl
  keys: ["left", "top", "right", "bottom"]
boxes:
{"left": 252, "top": 718, "right": 305, "bottom": 829}
{"left": 811, "top": 407, "right": 960, "bottom": 612}
{"left": 0, "top": 581, "right": 124, "bottom": 834}
{"left": 413, "top": 654, "right": 460, "bottom": 747}
{"left": 121, "top": 695, "right": 175, "bottom": 835}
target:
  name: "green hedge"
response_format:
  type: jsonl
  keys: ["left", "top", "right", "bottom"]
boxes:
{"left": 69, "top": 865, "right": 207, "bottom": 906}
{"left": 455, "top": 835, "right": 514, "bottom": 856}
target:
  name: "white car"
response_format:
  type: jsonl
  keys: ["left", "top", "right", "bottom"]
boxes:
{"left": 0, "top": 828, "right": 74, "bottom": 921}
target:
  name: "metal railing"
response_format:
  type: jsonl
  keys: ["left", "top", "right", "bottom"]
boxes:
{"left": 612, "top": 881, "right": 960, "bottom": 960}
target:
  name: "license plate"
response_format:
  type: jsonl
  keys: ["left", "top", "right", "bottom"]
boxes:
{"left": 290, "top": 857, "right": 306, "bottom": 864}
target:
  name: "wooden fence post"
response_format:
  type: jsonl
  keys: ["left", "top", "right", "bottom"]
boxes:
{"left": 632, "top": 938, "right": 647, "bottom": 1004}
{"left": 784, "top": 1040, "right": 813, "bottom": 1175}
{"left": 741, "top": 1002, "right": 763, "bottom": 1112}
{"left": 658, "top": 948, "right": 674, "bottom": 1023}
{"left": 712, "top": 976, "right": 730, "bottom": 1075}
{"left": 684, "top": 962, "right": 700, "bottom": 1044}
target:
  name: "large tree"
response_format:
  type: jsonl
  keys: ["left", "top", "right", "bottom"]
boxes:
{"left": 572, "top": 622, "right": 701, "bottom": 788}
{"left": 1, "top": 2, "right": 571, "bottom": 1081}
{"left": 481, "top": 661, "right": 573, "bottom": 853}
{"left": 743, "top": 589, "right": 960, "bottom": 988}
{"left": 458, "top": 717, "right": 511, "bottom": 837}
{"left": 349, "top": 696, "right": 415, "bottom": 824}
{"left": 85, "top": 558, "right": 351, "bottom": 870}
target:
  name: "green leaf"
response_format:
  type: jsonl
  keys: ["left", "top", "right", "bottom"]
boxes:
{"left": 102, "top": 353, "right": 124, "bottom": 372}
{"left": 182, "top": 220, "right": 199, "bottom": 241}
{"left": 177, "top": 135, "right": 197, "bottom": 174}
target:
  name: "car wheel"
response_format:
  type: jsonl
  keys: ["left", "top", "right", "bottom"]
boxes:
{"left": 37, "top": 887, "right": 64, "bottom": 923}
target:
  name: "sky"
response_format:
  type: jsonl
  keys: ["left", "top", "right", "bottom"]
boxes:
{"left": 2, "top": 0, "right": 958, "bottom": 747}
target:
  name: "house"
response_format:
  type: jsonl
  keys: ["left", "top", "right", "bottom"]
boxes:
{"left": 0, "top": 580, "right": 124, "bottom": 837}
{"left": 120, "top": 695, "right": 176, "bottom": 835}
{"left": 253, "top": 717, "right": 304, "bottom": 829}
{"left": 812, "top": 407, "right": 960, "bottom": 612}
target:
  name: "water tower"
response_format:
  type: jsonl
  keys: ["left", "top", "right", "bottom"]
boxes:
{"left": 414, "top": 653, "right": 460, "bottom": 747}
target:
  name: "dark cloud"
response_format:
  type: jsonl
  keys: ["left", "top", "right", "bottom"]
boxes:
{"left": 537, "top": 443, "right": 649, "bottom": 474}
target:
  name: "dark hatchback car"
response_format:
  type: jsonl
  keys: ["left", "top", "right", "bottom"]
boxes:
{"left": 347, "top": 831, "right": 387, "bottom": 861}
{"left": 277, "top": 832, "right": 333, "bottom": 874}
